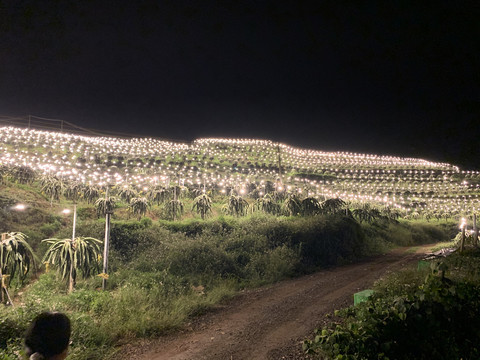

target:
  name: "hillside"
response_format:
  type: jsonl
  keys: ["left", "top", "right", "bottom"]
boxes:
{"left": 0, "top": 125, "right": 469, "bottom": 360}
{"left": 0, "top": 126, "right": 478, "bottom": 220}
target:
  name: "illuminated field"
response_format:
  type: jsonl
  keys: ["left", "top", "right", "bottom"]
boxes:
{"left": 0, "top": 126, "right": 478, "bottom": 218}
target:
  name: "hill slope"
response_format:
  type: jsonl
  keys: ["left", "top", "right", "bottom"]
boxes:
{"left": 0, "top": 126, "right": 478, "bottom": 218}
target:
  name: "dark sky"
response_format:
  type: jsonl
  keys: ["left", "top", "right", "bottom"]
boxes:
{"left": 1, "top": 1, "right": 479, "bottom": 168}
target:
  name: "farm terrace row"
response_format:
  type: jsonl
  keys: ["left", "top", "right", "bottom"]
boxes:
{"left": 0, "top": 126, "right": 478, "bottom": 215}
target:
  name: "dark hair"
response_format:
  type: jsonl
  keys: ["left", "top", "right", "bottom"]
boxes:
{"left": 24, "top": 312, "right": 71, "bottom": 358}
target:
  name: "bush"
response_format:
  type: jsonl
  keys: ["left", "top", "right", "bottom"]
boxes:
{"left": 0, "top": 316, "right": 24, "bottom": 350}
{"left": 158, "top": 216, "right": 237, "bottom": 237}
{"left": 245, "top": 245, "right": 299, "bottom": 284}
{"left": 108, "top": 220, "right": 161, "bottom": 261}
{"left": 1, "top": 212, "right": 456, "bottom": 360}
{"left": 76, "top": 207, "right": 97, "bottom": 220}
{"left": 304, "top": 251, "right": 480, "bottom": 359}
{"left": 292, "top": 216, "right": 366, "bottom": 269}
{"left": 39, "top": 219, "right": 62, "bottom": 237}
{"left": 166, "top": 238, "right": 239, "bottom": 281}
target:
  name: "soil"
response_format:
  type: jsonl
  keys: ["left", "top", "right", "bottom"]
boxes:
{"left": 118, "top": 245, "right": 432, "bottom": 360}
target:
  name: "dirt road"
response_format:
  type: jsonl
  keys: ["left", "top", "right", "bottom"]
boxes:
{"left": 120, "top": 246, "right": 429, "bottom": 360}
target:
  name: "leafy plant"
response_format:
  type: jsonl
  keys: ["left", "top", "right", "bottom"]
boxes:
{"left": 382, "top": 206, "right": 401, "bottom": 222}
{"left": 64, "top": 181, "right": 84, "bottom": 203}
{"left": 117, "top": 185, "right": 137, "bottom": 203}
{"left": 190, "top": 187, "right": 204, "bottom": 199}
{"left": 303, "top": 255, "right": 480, "bottom": 359}
{"left": 192, "top": 194, "right": 212, "bottom": 220}
{"left": 40, "top": 175, "right": 63, "bottom": 205}
{"left": 164, "top": 199, "right": 184, "bottom": 221}
{"left": 301, "top": 197, "right": 321, "bottom": 216}
{"left": 254, "top": 194, "right": 281, "bottom": 215}
{"left": 83, "top": 185, "right": 101, "bottom": 204}
{"left": 95, "top": 196, "right": 117, "bottom": 217}
{"left": 282, "top": 193, "right": 301, "bottom": 216}
{"left": 129, "top": 197, "right": 150, "bottom": 218}
{"left": 148, "top": 186, "right": 169, "bottom": 205}
{"left": 0, "top": 232, "right": 37, "bottom": 303}
{"left": 10, "top": 166, "right": 36, "bottom": 184}
{"left": 42, "top": 236, "right": 103, "bottom": 293}
{"left": 0, "top": 165, "right": 9, "bottom": 185}
{"left": 352, "top": 203, "right": 382, "bottom": 223}
{"left": 223, "top": 195, "right": 249, "bottom": 217}
{"left": 321, "top": 198, "right": 346, "bottom": 215}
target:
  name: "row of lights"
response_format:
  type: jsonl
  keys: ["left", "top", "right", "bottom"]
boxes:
{"left": 0, "top": 126, "right": 478, "bottom": 214}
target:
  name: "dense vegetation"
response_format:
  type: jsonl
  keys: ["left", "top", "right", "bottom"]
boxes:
{"left": 0, "top": 201, "right": 455, "bottom": 359}
{"left": 303, "top": 248, "right": 480, "bottom": 359}
{"left": 0, "top": 126, "right": 474, "bottom": 359}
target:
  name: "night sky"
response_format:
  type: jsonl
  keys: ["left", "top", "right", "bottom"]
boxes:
{"left": 1, "top": 1, "right": 479, "bottom": 168}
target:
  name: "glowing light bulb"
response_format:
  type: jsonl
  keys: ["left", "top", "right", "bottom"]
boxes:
{"left": 13, "top": 203, "right": 26, "bottom": 211}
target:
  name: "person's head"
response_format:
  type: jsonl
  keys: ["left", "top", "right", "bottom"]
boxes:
{"left": 24, "top": 312, "right": 71, "bottom": 360}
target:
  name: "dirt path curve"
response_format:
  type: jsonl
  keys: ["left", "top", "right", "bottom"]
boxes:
{"left": 120, "top": 246, "right": 431, "bottom": 360}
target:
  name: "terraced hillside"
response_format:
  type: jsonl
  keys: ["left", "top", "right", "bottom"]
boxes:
{"left": 0, "top": 126, "right": 478, "bottom": 219}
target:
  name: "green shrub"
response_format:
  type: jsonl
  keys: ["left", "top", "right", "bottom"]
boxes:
{"left": 76, "top": 207, "right": 97, "bottom": 220}
{"left": 19, "top": 228, "right": 45, "bottom": 251}
{"left": 158, "top": 216, "right": 237, "bottom": 237}
{"left": 293, "top": 216, "right": 365, "bottom": 269}
{"left": 304, "top": 251, "right": 480, "bottom": 359}
{"left": 39, "top": 219, "right": 62, "bottom": 237}
{"left": 139, "top": 216, "right": 153, "bottom": 227}
{"left": 108, "top": 220, "right": 159, "bottom": 261}
{"left": 71, "top": 220, "right": 105, "bottom": 240}
{"left": 166, "top": 238, "right": 239, "bottom": 281}
{"left": 245, "top": 245, "right": 299, "bottom": 284}
{"left": 0, "top": 316, "right": 24, "bottom": 350}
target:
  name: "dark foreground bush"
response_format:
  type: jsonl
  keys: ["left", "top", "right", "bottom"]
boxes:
{"left": 304, "top": 250, "right": 480, "bottom": 359}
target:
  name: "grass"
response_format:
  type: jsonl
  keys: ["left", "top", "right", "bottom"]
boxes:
{"left": 0, "top": 212, "right": 456, "bottom": 360}
{"left": 404, "top": 246, "right": 419, "bottom": 253}
{"left": 1, "top": 271, "right": 239, "bottom": 360}
{"left": 430, "top": 240, "right": 458, "bottom": 252}
{"left": 0, "top": 181, "right": 461, "bottom": 359}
